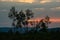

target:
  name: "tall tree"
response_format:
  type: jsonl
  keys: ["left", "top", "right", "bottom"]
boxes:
{"left": 8, "top": 7, "right": 34, "bottom": 27}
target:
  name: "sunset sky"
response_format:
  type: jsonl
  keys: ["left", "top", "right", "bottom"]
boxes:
{"left": 0, "top": 0, "right": 60, "bottom": 27}
{"left": 0, "top": 0, "right": 60, "bottom": 3}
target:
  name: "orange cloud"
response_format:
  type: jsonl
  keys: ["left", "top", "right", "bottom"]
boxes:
{"left": 39, "top": 0, "right": 60, "bottom": 4}
{"left": 40, "top": 0, "right": 52, "bottom": 4}
{"left": 0, "top": 0, "right": 13, "bottom": 2}
{"left": 18, "top": 0, "right": 34, "bottom": 3}
{"left": 0, "top": 0, "right": 34, "bottom": 3}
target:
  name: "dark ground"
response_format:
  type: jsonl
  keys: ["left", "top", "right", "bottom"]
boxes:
{"left": 0, "top": 30, "right": 60, "bottom": 40}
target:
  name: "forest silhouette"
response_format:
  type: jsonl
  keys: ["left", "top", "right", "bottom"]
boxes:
{"left": 8, "top": 6, "right": 51, "bottom": 32}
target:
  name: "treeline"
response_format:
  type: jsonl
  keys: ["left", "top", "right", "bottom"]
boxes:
{"left": 8, "top": 6, "right": 51, "bottom": 32}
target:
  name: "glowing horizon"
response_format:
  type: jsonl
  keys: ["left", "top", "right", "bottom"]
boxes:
{"left": 28, "top": 18, "right": 60, "bottom": 23}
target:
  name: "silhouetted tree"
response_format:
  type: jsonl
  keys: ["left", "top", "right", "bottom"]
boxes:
{"left": 40, "top": 19, "right": 47, "bottom": 32}
{"left": 8, "top": 6, "right": 17, "bottom": 18}
{"left": 8, "top": 6, "right": 17, "bottom": 26}
{"left": 25, "top": 9, "right": 34, "bottom": 20}
{"left": 36, "top": 16, "right": 51, "bottom": 32}
{"left": 8, "top": 6, "right": 18, "bottom": 32}
{"left": 16, "top": 10, "right": 26, "bottom": 28}
{"left": 25, "top": 9, "right": 34, "bottom": 32}
{"left": 8, "top": 7, "right": 34, "bottom": 32}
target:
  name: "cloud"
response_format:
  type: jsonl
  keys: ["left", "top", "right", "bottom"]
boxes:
{"left": 39, "top": 0, "right": 60, "bottom": 4}
{"left": 54, "top": 0, "right": 60, "bottom": 2}
{"left": 0, "top": 9, "right": 7, "bottom": 12}
{"left": 56, "top": 7, "right": 60, "bottom": 9}
{"left": 0, "top": 0, "right": 13, "bottom": 2}
{"left": 40, "top": 0, "right": 52, "bottom": 4}
{"left": 34, "top": 8, "right": 45, "bottom": 11}
{"left": 15, "top": 0, "right": 34, "bottom": 3}
{"left": 36, "top": 0, "right": 60, "bottom": 4}
{"left": 0, "top": 0, "right": 35, "bottom": 3}
{"left": 50, "top": 7, "right": 60, "bottom": 10}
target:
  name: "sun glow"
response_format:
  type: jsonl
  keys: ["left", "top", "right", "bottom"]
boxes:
{"left": 28, "top": 18, "right": 60, "bottom": 23}
{"left": 17, "top": 0, "right": 34, "bottom": 3}
{"left": 50, "top": 18, "right": 60, "bottom": 22}
{"left": 0, "top": 0, "right": 34, "bottom": 3}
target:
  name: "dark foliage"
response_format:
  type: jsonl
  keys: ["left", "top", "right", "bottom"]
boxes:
{"left": 8, "top": 7, "right": 34, "bottom": 28}
{"left": 0, "top": 31, "right": 60, "bottom": 40}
